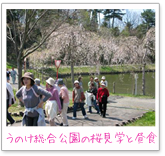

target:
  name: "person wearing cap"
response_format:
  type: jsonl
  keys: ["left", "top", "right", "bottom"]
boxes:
{"left": 94, "top": 77, "right": 100, "bottom": 89}
{"left": 34, "top": 78, "right": 44, "bottom": 100}
{"left": 100, "top": 76, "right": 108, "bottom": 88}
{"left": 57, "top": 78, "right": 69, "bottom": 126}
{"left": 10, "top": 67, "right": 17, "bottom": 84}
{"left": 34, "top": 78, "right": 41, "bottom": 86}
{"left": 72, "top": 80, "right": 88, "bottom": 119}
{"left": 96, "top": 82, "right": 109, "bottom": 118}
{"left": 45, "top": 77, "right": 61, "bottom": 126}
{"left": 88, "top": 76, "right": 97, "bottom": 89}
{"left": 16, "top": 72, "right": 52, "bottom": 126}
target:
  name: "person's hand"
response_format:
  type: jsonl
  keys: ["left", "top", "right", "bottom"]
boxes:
{"left": 37, "top": 101, "right": 44, "bottom": 109}
{"left": 59, "top": 110, "right": 62, "bottom": 114}
{"left": 9, "top": 104, "right": 12, "bottom": 107}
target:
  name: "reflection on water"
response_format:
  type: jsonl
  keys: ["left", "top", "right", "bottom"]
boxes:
{"left": 63, "top": 72, "right": 155, "bottom": 96}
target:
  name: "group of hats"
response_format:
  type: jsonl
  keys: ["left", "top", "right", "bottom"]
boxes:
{"left": 22, "top": 72, "right": 106, "bottom": 86}
{"left": 21, "top": 72, "right": 64, "bottom": 86}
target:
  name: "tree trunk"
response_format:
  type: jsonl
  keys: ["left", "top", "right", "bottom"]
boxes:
{"left": 142, "top": 63, "right": 146, "bottom": 95}
{"left": 71, "top": 61, "right": 74, "bottom": 87}
{"left": 17, "top": 57, "right": 24, "bottom": 107}
{"left": 109, "top": 19, "right": 111, "bottom": 28}
{"left": 112, "top": 17, "right": 114, "bottom": 28}
{"left": 98, "top": 12, "right": 101, "bottom": 30}
{"left": 17, "top": 58, "right": 23, "bottom": 90}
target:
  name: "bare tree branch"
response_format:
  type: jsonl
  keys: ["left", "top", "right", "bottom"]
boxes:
{"left": 27, "top": 10, "right": 48, "bottom": 37}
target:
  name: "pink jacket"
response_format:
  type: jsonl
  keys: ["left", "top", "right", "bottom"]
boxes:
{"left": 60, "top": 86, "right": 69, "bottom": 104}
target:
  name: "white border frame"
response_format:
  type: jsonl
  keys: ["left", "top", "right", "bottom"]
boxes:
{"left": 1, "top": 3, "right": 159, "bottom": 151}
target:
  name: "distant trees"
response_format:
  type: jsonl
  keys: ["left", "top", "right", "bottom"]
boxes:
{"left": 7, "top": 9, "right": 155, "bottom": 89}
{"left": 103, "top": 9, "right": 125, "bottom": 28}
{"left": 7, "top": 9, "right": 76, "bottom": 89}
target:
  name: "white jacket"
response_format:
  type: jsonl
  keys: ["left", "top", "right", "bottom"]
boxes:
{"left": 6, "top": 82, "right": 15, "bottom": 105}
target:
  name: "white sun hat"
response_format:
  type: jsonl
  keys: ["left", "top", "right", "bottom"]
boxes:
{"left": 94, "top": 77, "right": 98, "bottom": 80}
{"left": 46, "top": 77, "right": 55, "bottom": 86}
{"left": 74, "top": 80, "right": 79, "bottom": 84}
{"left": 101, "top": 76, "right": 106, "bottom": 80}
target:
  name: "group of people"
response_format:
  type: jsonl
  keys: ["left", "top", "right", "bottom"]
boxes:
{"left": 77, "top": 76, "right": 109, "bottom": 118}
{"left": 6, "top": 71, "right": 110, "bottom": 127}
{"left": 6, "top": 68, "right": 17, "bottom": 84}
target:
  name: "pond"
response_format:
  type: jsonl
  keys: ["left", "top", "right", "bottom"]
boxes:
{"left": 63, "top": 72, "right": 155, "bottom": 96}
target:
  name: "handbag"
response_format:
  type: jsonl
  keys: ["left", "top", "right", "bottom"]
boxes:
{"left": 60, "top": 96, "right": 63, "bottom": 109}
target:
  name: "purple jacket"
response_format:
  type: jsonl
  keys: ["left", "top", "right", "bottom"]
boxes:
{"left": 46, "top": 86, "right": 61, "bottom": 111}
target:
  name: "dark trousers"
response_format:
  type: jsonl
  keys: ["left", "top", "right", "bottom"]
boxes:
{"left": 99, "top": 102, "right": 107, "bottom": 117}
{"left": 7, "top": 99, "right": 15, "bottom": 125}
{"left": 25, "top": 115, "right": 39, "bottom": 126}
{"left": 73, "top": 102, "right": 86, "bottom": 117}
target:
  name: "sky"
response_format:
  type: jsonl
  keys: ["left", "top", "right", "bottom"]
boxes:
{"left": 99, "top": 9, "right": 146, "bottom": 30}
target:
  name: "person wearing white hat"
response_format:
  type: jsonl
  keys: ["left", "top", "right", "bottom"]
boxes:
{"left": 45, "top": 77, "right": 62, "bottom": 126}
{"left": 94, "top": 77, "right": 100, "bottom": 89}
{"left": 72, "top": 80, "right": 88, "bottom": 119}
{"left": 100, "top": 76, "right": 108, "bottom": 88}
{"left": 96, "top": 81, "right": 109, "bottom": 118}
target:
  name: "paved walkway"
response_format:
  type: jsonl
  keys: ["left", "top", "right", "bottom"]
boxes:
{"left": 12, "top": 96, "right": 155, "bottom": 126}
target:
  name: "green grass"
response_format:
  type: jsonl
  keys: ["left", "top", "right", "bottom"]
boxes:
{"left": 111, "top": 93, "right": 155, "bottom": 99}
{"left": 26, "top": 64, "right": 155, "bottom": 77}
{"left": 7, "top": 62, "right": 17, "bottom": 69}
{"left": 125, "top": 111, "right": 155, "bottom": 126}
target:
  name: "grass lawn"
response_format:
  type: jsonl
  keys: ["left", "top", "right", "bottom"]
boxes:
{"left": 25, "top": 64, "right": 155, "bottom": 76}
{"left": 125, "top": 111, "right": 155, "bottom": 126}
{"left": 111, "top": 93, "right": 155, "bottom": 99}
{"left": 7, "top": 62, "right": 17, "bottom": 69}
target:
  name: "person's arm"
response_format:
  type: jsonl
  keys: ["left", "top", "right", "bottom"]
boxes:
{"left": 88, "top": 82, "right": 90, "bottom": 87}
{"left": 16, "top": 87, "right": 24, "bottom": 104}
{"left": 53, "top": 89, "right": 61, "bottom": 111}
{"left": 60, "top": 88, "right": 66, "bottom": 99}
{"left": 72, "top": 89, "right": 75, "bottom": 103}
{"left": 106, "top": 89, "right": 109, "bottom": 97}
{"left": 106, "top": 81, "right": 108, "bottom": 87}
{"left": 37, "top": 87, "right": 52, "bottom": 108}
{"left": 80, "top": 88, "right": 85, "bottom": 102}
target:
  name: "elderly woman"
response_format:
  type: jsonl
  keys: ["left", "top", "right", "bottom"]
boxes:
{"left": 57, "top": 79, "right": 69, "bottom": 126}
{"left": 45, "top": 77, "right": 61, "bottom": 126}
{"left": 97, "top": 82, "right": 109, "bottom": 118}
{"left": 72, "top": 80, "right": 88, "bottom": 120}
{"left": 16, "top": 72, "right": 52, "bottom": 126}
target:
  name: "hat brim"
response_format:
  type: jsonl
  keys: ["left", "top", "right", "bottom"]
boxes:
{"left": 21, "top": 76, "right": 34, "bottom": 82}
{"left": 46, "top": 80, "right": 55, "bottom": 86}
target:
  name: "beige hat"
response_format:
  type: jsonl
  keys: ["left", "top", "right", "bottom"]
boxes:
{"left": 21, "top": 72, "right": 34, "bottom": 82}
{"left": 46, "top": 77, "right": 55, "bottom": 86}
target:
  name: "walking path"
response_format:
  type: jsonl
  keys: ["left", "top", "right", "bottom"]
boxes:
{"left": 12, "top": 95, "right": 155, "bottom": 126}
{"left": 9, "top": 70, "right": 155, "bottom": 126}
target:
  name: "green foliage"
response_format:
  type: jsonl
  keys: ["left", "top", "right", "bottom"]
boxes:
{"left": 120, "top": 27, "right": 130, "bottom": 37}
{"left": 111, "top": 93, "right": 155, "bottom": 99}
{"left": 110, "top": 27, "right": 120, "bottom": 37}
{"left": 103, "top": 9, "right": 125, "bottom": 28}
{"left": 141, "top": 9, "right": 155, "bottom": 29}
{"left": 125, "top": 111, "right": 155, "bottom": 126}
